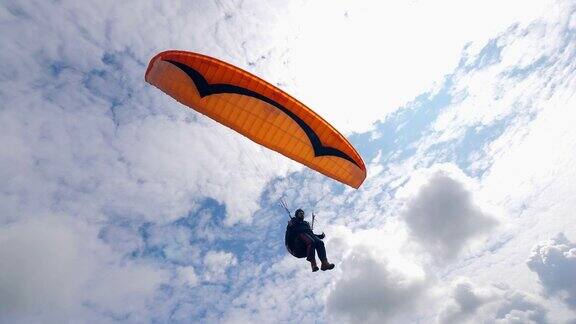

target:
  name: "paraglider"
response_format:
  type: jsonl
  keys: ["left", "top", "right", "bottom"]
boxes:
{"left": 146, "top": 50, "right": 363, "bottom": 270}
{"left": 285, "top": 208, "right": 335, "bottom": 272}
{"left": 145, "top": 50, "right": 366, "bottom": 188}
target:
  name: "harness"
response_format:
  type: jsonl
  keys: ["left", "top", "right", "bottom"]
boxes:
{"left": 285, "top": 220, "right": 308, "bottom": 258}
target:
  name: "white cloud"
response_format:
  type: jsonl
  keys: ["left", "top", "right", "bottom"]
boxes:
{"left": 400, "top": 164, "right": 497, "bottom": 262}
{"left": 527, "top": 233, "right": 576, "bottom": 309}
{"left": 438, "top": 278, "right": 494, "bottom": 324}
{"left": 0, "top": 216, "right": 168, "bottom": 322}
{"left": 286, "top": 0, "right": 556, "bottom": 134}
{"left": 438, "top": 278, "right": 548, "bottom": 324}
{"left": 325, "top": 228, "right": 431, "bottom": 324}
{"left": 115, "top": 115, "right": 301, "bottom": 224}
{"left": 83, "top": 261, "right": 167, "bottom": 322}
{"left": 176, "top": 266, "right": 199, "bottom": 287}
{"left": 203, "top": 250, "right": 238, "bottom": 283}
{"left": 2, "top": 0, "right": 576, "bottom": 322}
{"left": 0, "top": 0, "right": 300, "bottom": 230}
{"left": 217, "top": 225, "right": 426, "bottom": 324}
{"left": 217, "top": 255, "right": 331, "bottom": 324}
{"left": 0, "top": 217, "right": 89, "bottom": 322}
{"left": 143, "top": 222, "right": 202, "bottom": 265}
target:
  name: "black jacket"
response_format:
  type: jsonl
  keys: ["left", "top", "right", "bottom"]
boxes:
{"left": 288, "top": 218, "right": 314, "bottom": 236}
{"left": 285, "top": 218, "right": 324, "bottom": 258}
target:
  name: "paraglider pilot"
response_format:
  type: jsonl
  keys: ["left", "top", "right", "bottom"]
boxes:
{"left": 285, "top": 209, "right": 335, "bottom": 272}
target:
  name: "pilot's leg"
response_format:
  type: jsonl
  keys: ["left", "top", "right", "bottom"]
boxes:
{"left": 298, "top": 233, "right": 319, "bottom": 272}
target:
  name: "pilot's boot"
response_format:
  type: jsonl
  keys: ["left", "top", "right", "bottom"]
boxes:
{"left": 310, "top": 260, "right": 319, "bottom": 272}
{"left": 320, "top": 260, "right": 335, "bottom": 271}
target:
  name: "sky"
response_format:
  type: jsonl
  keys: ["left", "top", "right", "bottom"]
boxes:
{"left": 1, "top": 0, "right": 576, "bottom": 323}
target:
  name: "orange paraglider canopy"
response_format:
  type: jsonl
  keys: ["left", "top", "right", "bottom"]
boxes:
{"left": 145, "top": 50, "right": 366, "bottom": 188}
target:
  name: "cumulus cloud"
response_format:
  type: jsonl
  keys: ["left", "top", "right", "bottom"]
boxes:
{"left": 0, "top": 216, "right": 168, "bottom": 322}
{"left": 438, "top": 278, "right": 493, "bottom": 323}
{"left": 400, "top": 165, "right": 497, "bottom": 262}
{"left": 203, "top": 250, "right": 238, "bottom": 283}
{"left": 438, "top": 278, "right": 548, "bottom": 324}
{"left": 0, "top": 0, "right": 296, "bottom": 231}
{"left": 527, "top": 233, "right": 576, "bottom": 309}
{"left": 326, "top": 245, "right": 430, "bottom": 324}
{"left": 1, "top": 0, "right": 574, "bottom": 322}
{"left": 176, "top": 266, "right": 199, "bottom": 287}
{"left": 0, "top": 217, "right": 89, "bottom": 322}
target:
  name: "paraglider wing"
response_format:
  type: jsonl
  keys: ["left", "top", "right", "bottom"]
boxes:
{"left": 145, "top": 50, "right": 366, "bottom": 188}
